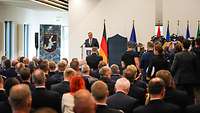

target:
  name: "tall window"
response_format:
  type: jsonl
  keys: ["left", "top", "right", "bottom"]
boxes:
{"left": 24, "top": 24, "right": 29, "bottom": 57}
{"left": 4, "top": 21, "right": 12, "bottom": 59}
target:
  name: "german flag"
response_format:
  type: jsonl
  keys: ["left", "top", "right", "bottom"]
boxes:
{"left": 99, "top": 21, "right": 108, "bottom": 64}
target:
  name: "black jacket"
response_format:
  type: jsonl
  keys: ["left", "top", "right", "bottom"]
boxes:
{"left": 133, "top": 99, "right": 180, "bottom": 113}
{"left": 86, "top": 53, "right": 103, "bottom": 70}
{"left": 51, "top": 81, "right": 70, "bottom": 96}
{"left": 107, "top": 92, "right": 138, "bottom": 113}
{"left": 96, "top": 104, "right": 123, "bottom": 113}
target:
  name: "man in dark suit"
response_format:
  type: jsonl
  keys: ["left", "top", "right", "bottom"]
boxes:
{"left": 133, "top": 77, "right": 180, "bottom": 113}
{"left": 51, "top": 68, "right": 76, "bottom": 96}
{"left": 91, "top": 81, "right": 123, "bottom": 113}
{"left": 171, "top": 40, "right": 198, "bottom": 99}
{"left": 32, "top": 69, "right": 61, "bottom": 113}
{"left": 107, "top": 78, "right": 138, "bottom": 113}
{"left": 19, "top": 67, "right": 34, "bottom": 91}
{"left": 86, "top": 47, "right": 103, "bottom": 70}
{"left": 85, "top": 32, "right": 99, "bottom": 48}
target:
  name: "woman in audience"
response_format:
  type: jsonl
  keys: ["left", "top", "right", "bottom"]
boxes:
{"left": 62, "top": 76, "right": 85, "bottom": 113}
{"left": 146, "top": 44, "right": 170, "bottom": 81}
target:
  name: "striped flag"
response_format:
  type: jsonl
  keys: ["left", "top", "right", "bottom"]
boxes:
{"left": 99, "top": 21, "right": 108, "bottom": 64}
{"left": 166, "top": 21, "right": 170, "bottom": 41}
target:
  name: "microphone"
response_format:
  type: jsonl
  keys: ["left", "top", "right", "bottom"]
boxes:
{"left": 80, "top": 42, "right": 86, "bottom": 48}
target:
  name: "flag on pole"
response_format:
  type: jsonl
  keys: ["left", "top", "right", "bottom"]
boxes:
{"left": 130, "top": 20, "right": 137, "bottom": 43}
{"left": 166, "top": 21, "right": 170, "bottom": 41}
{"left": 197, "top": 20, "right": 200, "bottom": 38}
{"left": 157, "top": 25, "right": 161, "bottom": 38}
{"left": 186, "top": 20, "right": 190, "bottom": 39}
{"left": 99, "top": 20, "right": 108, "bottom": 64}
{"left": 177, "top": 20, "right": 180, "bottom": 36}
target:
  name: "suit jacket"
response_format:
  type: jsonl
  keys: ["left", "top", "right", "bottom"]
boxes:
{"left": 0, "top": 101, "right": 12, "bottom": 113}
{"left": 32, "top": 87, "right": 61, "bottom": 113}
{"left": 86, "top": 53, "right": 103, "bottom": 70}
{"left": 46, "top": 71, "right": 64, "bottom": 89}
{"left": 96, "top": 104, "right": 123, "bottom": 113}
{"left": 85, "top": 38, "right": 99, "bottom": 48}
{"left": 107, "top": 92, "right": 138, "bottom": 113}
{"left": 51, "top": 81, "right": 70, "bottom": 96}
{"left": 171, "top": 51, "right": 198, "bottom": 84}
{"left": 164, "top": 88, "right": 193, "bottom": 109}
{"left": 2, "top": 67, "right": 17, "bottom": 78}
{"left": 186, "top": 104, "right": 200, "bottom": 113}
{"left": 133, "top": 99, "right": 180, "bottom": 113}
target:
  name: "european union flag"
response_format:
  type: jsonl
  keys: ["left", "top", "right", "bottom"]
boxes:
{"left": 130, "top": 21, "right": 137, "bottom": 43}
{"left": 166, "top": 21, "right": 170, "bottom": 41}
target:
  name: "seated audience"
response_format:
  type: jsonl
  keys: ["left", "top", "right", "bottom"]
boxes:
{"left": 91, "top": 80, "right": 123, "bottom": 113}
{"left": 110, "top": 64, "right": 121, "bottom": 82}
{"left": 86, "top": 47, "right": 103, "bottom": 70}
{"left": 156, "top": 70, "right": 192, "bottom": 109}
{"left": 92, "top": 60, "right": 107, "bottom": 79}
{"left": 133, "top": 77, "right": 180, "bottom": 113}
{"left": 81, "top": 64, "right": 97, "bottom": 91}
{"left": 32, "top": 69, "right": 61, "bottom": 113}
{"left": 51, "top": 68, "right": 76, "bottom": 96}
{"left": 124, "top": 65, "right": 147, "bottom": 104}
{"left": 19, "top": 67, "right": 34, "bottom": 90}
{"left": 99, "top": 66, "right": 115, "bottom": 95}
{"left": 107, "top": 77, "right": 138, "bottom": 113}
{"left": 8, "top": 84, "right": 32, "bottom": 113}
{"left": 73, "top": 89, "right": 96, "bottom": 113}
{"left": 62, "top": 76, "right": 85, "bottom": 113}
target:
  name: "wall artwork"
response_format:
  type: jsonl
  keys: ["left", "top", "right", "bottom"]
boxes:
{"left": 40, "top": 25, "right": 61, "bottom": 62}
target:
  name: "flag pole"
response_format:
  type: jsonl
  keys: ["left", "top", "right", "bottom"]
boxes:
{"left": 177, "top": 20, "right": 180, "bottom": 36}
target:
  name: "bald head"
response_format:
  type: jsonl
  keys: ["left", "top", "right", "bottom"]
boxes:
{"left": 91, "top": 81, "right": 108, "bottom": 102}
{"left": 9, "top": 84, "right": 32, "bottom": 112}
{"left": 74, "top": 89, "right": 95, "bottom": 113}
{"left": 148, "top": 77, "right": 165, "bottom": 95}
{"left": 115, "top": 77, "right": 130, "bottom": 94}
{"left": 33, "top": 69, "right": 46, "bottom": 86}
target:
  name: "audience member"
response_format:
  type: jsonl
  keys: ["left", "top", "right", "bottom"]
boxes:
{"left": 107, "top": 77, "right": 138, "bottom": 113}
{"left": 1, "top": 59, "right": 18, "bottom": 78}
{"left": 48, "top": 61, "right": 57, "bottom": 77}
{"left": 70, "top": 60, "right": 80, "bottom": 73}
{"left": 19, "top": 67, "right": 34, "bottom": 90}
{"left": 34, "top": 107, "right": 57, "bottom": 113}
{"left": 62, "top": 76, "right": 85, "bottom": 113}
{"left": 81, "top": 64, "right": 97, "bottom": 91}
{"left": 156, "top": 70, "right": 192, "bottom": 109}
{"left": 121, "top": 41, "right": 140, "bottom": 70}
{"left": 86, "top": 47, "right": 103, "bottom": 70}
{"left": 91, "top": 81, "right": 123, "bottom": 113}
{"left": 133, "top": 77, "right": 180, "bottom": 113}
{"left": 8, "top": 84, "right": 32, "bottom": 113}
{"left": 74, "top": 89, "right": 96, "bottom": 113}
{"left": 51, "top": 68, "right": 76, "bottom": 96}
{"left": 110, "top": 64, "right": 121, "bottom": 82}
{"left": 171, "top": 39, "right": 198, "bottom": 101}
{"left": 32, "top": 69, "right": 61, "bottom": 113}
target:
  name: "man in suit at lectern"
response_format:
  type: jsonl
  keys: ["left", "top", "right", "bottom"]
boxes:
{"left": 85, "top": 32, "right": 99, "bottom": 48}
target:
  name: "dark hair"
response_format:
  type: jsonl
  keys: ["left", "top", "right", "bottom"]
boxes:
{"left": 183, "top": 39, "right": 191, "bottom": 49}
{"left": 4, "top": 78, "right": 20, "bottom": 95}
{"left": 4, "top": 59, "right": 11, "bottom": 69}
{"left": 127, "top": 41, "right": 136, "bottom": 49}
{"left": 20, "top": 68, "right": 31, "bottom": 81}
{"left": 148, "top": 78, "right": 165, "bottom": 95}
{"left": 70, "top": 60, "right": 79, "bottom": 71}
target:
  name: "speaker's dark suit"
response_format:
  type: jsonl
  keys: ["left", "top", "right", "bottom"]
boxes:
{"left": 85, "top": 38, "right": 99, "bottom": 48}
{"left": 86, "top": 53, "right": 103, "bottom": 70}
{"left": 96, "top": 104, "right": 123, "bottom": 113}
{"left": 32, "top": 87, "right": 61, "bottom": 113}
{"left": 107, "top": 92, "right": 138, "bottom": 113}
{"left": 133, "top": 99, "right": 180, "bottom": 113}
{"left": 51, "top": 81, "right": 70, "bottom": 96}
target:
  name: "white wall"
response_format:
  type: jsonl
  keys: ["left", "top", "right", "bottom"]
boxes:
{"left": 0, "top": 5, "right": 69, "bottom": 59}
{"left": 69, "top": 0, "right": 156, "bottom": 59}
{"left": 163, "top": 0, "right": 200, "bottom": 37}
